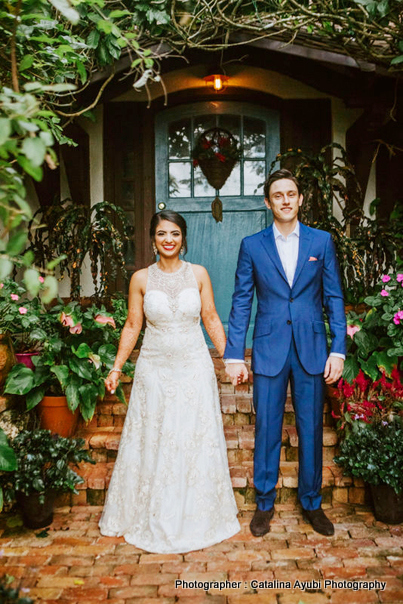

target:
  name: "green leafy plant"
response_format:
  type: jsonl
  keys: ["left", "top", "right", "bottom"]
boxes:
{"left": 0, "top": 278, "right": 45, "bottom": 352}
{"left": 0, "top": 427, "right": 17, "bottom": 511}
{"left": 343, "top": 272, "right": 403, "bottom": 381}
{"left": 0, "top": 429, "right": 94, "bottom": 505}
{"left": 364, "top": 272, "right": 403, "bottom": 358}
{"left": 334, "top": 369, "right": 403, "bottom": 494}
{"left": 4, "top": 299, "right": 135, "bottom": 421}
{"left": 0, "top": 576, "right": 33, "bottom": 604}
{"left": 28, "top": 201, "right": 131, "bottom": 300}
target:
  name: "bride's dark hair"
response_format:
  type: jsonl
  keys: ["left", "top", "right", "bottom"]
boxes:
{"left": 150, "top": 210, "right": 188, "bottom": 254}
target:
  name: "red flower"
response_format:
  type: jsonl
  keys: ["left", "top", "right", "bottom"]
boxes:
{"left": 355, "top": 369, "right": 370, "bottom": 393}
{"left": 216, "top": 152, "right": 226, "bottom": 163}
{"left": 342, "top": 382, "right": 354, "bottom": 398}
{"left": 202, "top": 140, "right": 212, "bottom": 149}
{"left": 193, "top": 159, "right": 199, "bottom": 167}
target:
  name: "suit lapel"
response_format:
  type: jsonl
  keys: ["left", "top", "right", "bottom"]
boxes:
{"left": 261, "top": 225, "right": 289, "bottom": 287}
{"left": 292, "top": 223, "right": 313, "bottom": 288}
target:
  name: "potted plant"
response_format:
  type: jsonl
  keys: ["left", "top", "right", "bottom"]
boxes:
{"left": 4, "top": 299, "right": 135, "bottom": 435}
{"left": 0, "top": 427, "right": 17, "bottom": 511}
{"left": 0, "top": 429, "right": 94, "bottom": 528}
{"left": 334, "top": 369, "right": 403, "bottom": 523}
{"left": 0, "top": 278, "right": 45, "bottom": 370}
{"left": 341, "top": 272, "right": 403, "bottom": 384}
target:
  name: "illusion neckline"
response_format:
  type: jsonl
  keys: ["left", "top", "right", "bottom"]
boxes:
{"left": 154, "top": 260, "right": 186, "bottom": 275}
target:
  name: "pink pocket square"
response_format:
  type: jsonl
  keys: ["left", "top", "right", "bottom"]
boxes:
{"left": 309, "top": 256, "right": 318, "bottom": 261}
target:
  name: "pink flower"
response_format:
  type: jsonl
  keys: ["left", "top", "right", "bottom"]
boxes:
{"left": 380, "top": 289, "right": 389, "bottom": 297}
{"left": 38, "top": 276, "right": 45, "bottom": 283}
{"left": 69, "top": 323, "right": 82, "bottom": 334}
{"left": 394, "top": 315, "right": 400, "bottom": 325}
{"left": 396, "top": 274, "right": 403, "bottom": 282}
{"left": 60, "top": 311, "right": 74, "bottom": 327}
{"left": 94, "top": 314, "right": 116, "bottom": 329}
{"left": 18, "top": 307, "right": 28, "bottom": 315}
{"left": 381, "top": 275, "right": 391, "bottom": 283}
{"left": 0, "top": 283, "right": 3, "bottom": 289}
{"left": 10, "top": 294, "right": 19, "bottom": 301}
{"left": 347, "top": 324, "right": 360, "bottom": 338}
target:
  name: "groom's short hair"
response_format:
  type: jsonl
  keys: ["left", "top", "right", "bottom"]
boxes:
{"left": 264, "top": 169, "right": 300, "bottom": 199}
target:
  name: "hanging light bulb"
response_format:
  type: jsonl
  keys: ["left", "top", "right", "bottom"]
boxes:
{"left": 203, "top": 71, "right": 229, "bottom": 92}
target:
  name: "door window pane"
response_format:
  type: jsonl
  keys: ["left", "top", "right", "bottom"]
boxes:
{"left": 244, "top": 117, "right": 266, "bottom": 158}
{"left": 219, "top": 115, "right": 240, "bottom": 140}
{"left": 194, "top": 115, "right": 216, "bottom": 142}
{"left": 194, "top": 166, "right": 216, "bottom": 197}
{"left": 244, "top": 160, "right": 266, "bottom": 195}
{"left": 169, "top": 162, "right": 191, "bottom": 197}
{"left": 220, "top": 163, "right": 241, "bottom": 196}
{"left": 169, "top": 119, "right": 191, "bottom": 159}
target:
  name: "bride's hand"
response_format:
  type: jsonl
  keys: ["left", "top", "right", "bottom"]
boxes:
{"left": 105, "top": 370, "right": 121, "bottom": 394}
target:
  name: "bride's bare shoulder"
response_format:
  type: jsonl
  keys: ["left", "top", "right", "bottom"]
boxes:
{"left": 129, "top": 268, "right": 148, "bottom": 293}
{"left": 190, "top": 263, "right": 209, "bottom": 279}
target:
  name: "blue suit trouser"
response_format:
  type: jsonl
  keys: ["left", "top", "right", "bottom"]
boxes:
{"left": 253, "top": 337, "right": 325, "bottom": 511}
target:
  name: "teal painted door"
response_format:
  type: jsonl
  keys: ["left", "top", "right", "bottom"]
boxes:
{"left": 155, "top": 101, "right": 279, "bottom": 347}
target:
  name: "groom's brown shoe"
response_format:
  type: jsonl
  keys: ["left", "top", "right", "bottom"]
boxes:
{"left": 302, "top": 507, "right": 334, "bottom": 536}
{"left": 250, "top": 507, "right": 274, "bottom": 537}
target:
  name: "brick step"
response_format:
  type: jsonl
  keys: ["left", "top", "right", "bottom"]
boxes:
{"left": 76, "top": 423, "right": 339, "bottom": 463}
{"left": 57, "top": 456, "right": 365, "bottom": 511}
{"left": 80, "top": 394, "right": 334, "bottom": 430}
{"left": 64, "top": 421, "right": 364, "bottom": 511}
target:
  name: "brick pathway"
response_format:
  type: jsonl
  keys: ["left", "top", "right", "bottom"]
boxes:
{"left": 1, "top": 503, "right": 403, "bottom": 603}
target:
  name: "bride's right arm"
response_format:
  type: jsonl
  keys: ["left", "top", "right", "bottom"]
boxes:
{"left": 104, "top": 269, "right": 147, "bottom": 392}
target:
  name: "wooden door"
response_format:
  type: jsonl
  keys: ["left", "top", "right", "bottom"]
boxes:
{"left": 155, "top": 101, "right": 280, "bottom": 346}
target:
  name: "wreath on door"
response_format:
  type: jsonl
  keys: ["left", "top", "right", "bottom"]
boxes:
{"left": 192, "top": 127, "right": 241, "bottom": 222}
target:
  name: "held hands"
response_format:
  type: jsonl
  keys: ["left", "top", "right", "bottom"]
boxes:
{"left": 225, "top": 362, "right": 249, "bottom": 386}
{"left": 323, "top": 356, "right": 344, "bottom": 385}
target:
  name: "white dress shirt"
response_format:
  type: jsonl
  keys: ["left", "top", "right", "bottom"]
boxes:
{"left": 225, "top": 220, "right": 345, "bottom": 362}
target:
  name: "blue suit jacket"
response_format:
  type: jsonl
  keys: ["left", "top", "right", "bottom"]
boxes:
{"left": 224, "top": 223, "right": 347, "bottom": 377}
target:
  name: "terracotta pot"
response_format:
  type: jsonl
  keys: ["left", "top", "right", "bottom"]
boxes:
{"left": 370, "top": 483, "right": 403, "bottom": 524}
{"left": 15, "top": 352, "right": 40, "bottom": 370}
{"left": 0, "top": 334, "right": 15, "bottom": 387}
{"left": 37, "top": 395, "right": 79, "bottom": 438}
{"left": 16, "top": 489, "right": 57, "bottom": 529}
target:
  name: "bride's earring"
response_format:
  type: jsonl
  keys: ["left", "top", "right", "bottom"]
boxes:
{"left": 180, "top": 246, "right": 185, "bottom": 256}
{"left": 152, "top": 243, "right": 158, "bottom": 256}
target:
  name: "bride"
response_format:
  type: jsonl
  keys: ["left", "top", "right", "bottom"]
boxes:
{"left": 99, "top": 209, "right": 240, "bottom": 553}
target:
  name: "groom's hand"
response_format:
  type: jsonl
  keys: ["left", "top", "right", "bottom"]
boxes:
{"left": 225, "top": 362, "right": 249, "bottom": 386}
{"left": 323, "top": 356, "right": 344, "bottom": 385}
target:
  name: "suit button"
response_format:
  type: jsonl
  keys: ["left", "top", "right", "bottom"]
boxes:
{"left": 287, "top": 320, "right": 292, "bottom": 325}
{"left": 290, "top": 298, "right": 294, "bottom": 302}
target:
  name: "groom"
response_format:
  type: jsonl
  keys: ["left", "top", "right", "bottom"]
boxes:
{"left": 224, "top": 169, "right": 346, "bottom": 537}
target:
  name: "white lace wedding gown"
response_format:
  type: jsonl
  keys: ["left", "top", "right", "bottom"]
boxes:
{"left": 99, "top": 261, "right": 240, "bottom": 553}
